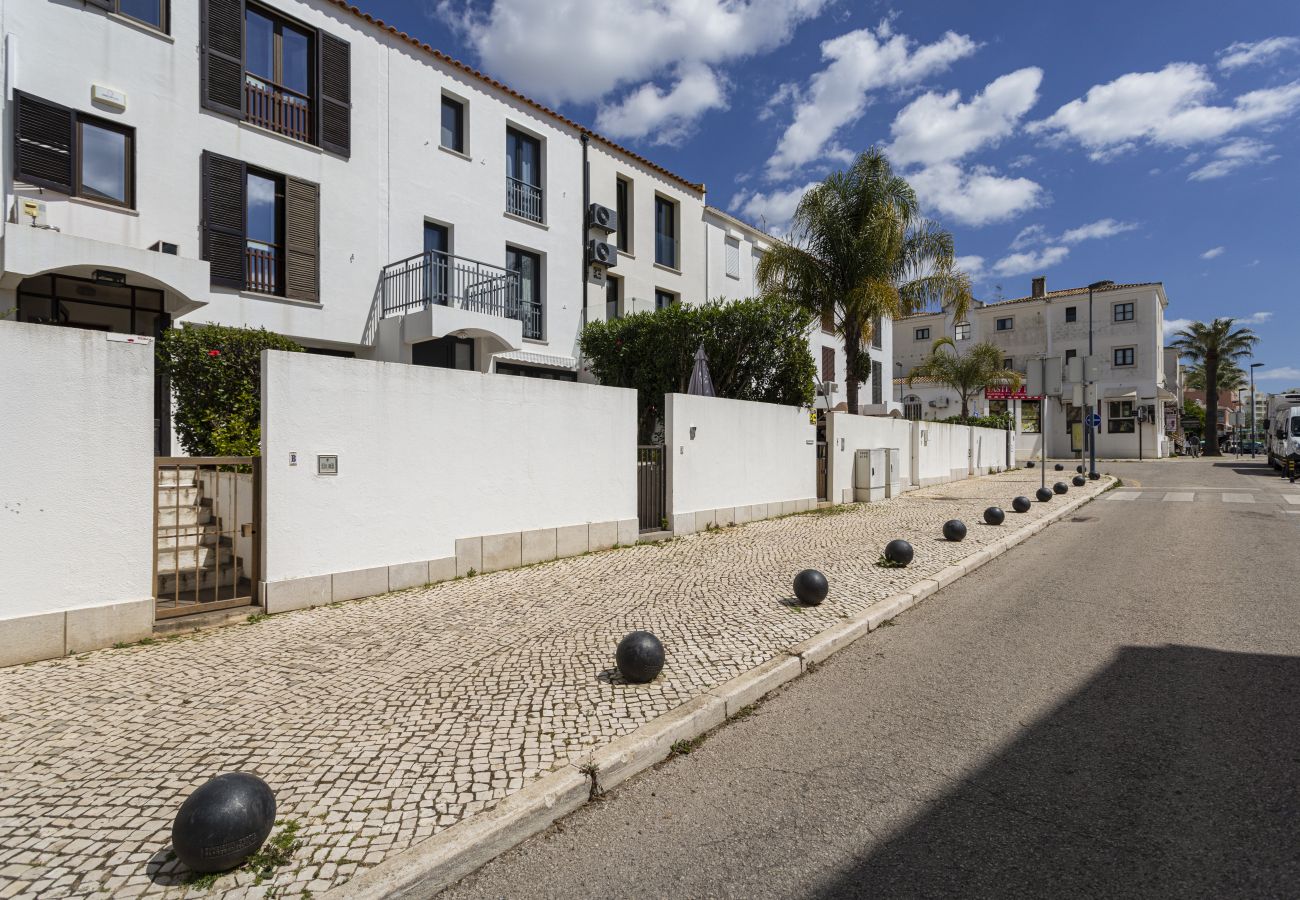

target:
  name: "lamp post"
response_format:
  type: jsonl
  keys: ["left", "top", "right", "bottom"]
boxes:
{"left": 895, "top": 361, "right": 903, "bottom": 404}
{"left": 1250, "top": 362, "right": 1264, "bottom": 458}
{"left": 1085, "top": 280, "right": 1113, "bottom": 478}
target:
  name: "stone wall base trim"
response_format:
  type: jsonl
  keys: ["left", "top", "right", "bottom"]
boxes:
{"left": 671, "top": 498, "right": 819, "bottom": 536}
{"left": 0, "top": 597, "right": 153, "bottom": 668}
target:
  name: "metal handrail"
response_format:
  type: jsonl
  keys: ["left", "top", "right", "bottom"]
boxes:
{"left": 506, "top": 176, "right": 543, "bottom": 223}
{"left": 380, "top": 249, "right": 522, "bottom": 321}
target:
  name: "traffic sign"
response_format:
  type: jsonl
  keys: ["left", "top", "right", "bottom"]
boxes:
{"left": 1086, "top": 413, "right": 1102, "bottom": 428}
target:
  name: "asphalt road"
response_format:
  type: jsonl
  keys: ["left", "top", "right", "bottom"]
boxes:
{"left": 442, "top": 457, "right": 1300, "bottom": 900}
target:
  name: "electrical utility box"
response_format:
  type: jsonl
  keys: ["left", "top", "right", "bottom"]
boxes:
{"left": 854, "top": 448, "right": 901, "bottom": 502}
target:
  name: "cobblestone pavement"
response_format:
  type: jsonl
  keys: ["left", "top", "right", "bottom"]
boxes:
{"left": 0, "top": 469, "right": 1107, "bottom": 899}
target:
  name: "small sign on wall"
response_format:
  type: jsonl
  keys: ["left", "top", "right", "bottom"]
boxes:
{"left": 92, "top": 84, "right": 127, "bottom": 111}
{"left": 317, "top": 455, "right": 338, "bottom": 475}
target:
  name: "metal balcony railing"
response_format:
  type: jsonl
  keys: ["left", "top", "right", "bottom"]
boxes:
{"left": 245, "top": 75, "right": 311, "bottom": 144}
{"left": 519, "top": 300, "right": 543, "bottom": 340}
{"left": 380, "top": 250, "right": 522, "bottom": 321}
{"left": 506, "top": 177, "right": 543, "bottom": 223}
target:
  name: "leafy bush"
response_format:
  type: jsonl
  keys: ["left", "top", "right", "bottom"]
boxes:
{"left": 157, "top": 323, "right": 301, "bottom": 456}
{"left": 580, "top": 297, "right": 816, "bottom": 440}
{"left": 938, "top": 412, "right": 1013, "bottom": 429}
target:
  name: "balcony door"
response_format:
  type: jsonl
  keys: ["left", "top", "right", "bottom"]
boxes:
{"left": 423, "top": 221, "right": 450, "bottom": 305}
{"left": 506, "top": 129, "right": 542, "bottom": 222}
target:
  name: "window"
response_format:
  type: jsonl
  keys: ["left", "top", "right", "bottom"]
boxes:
{"left": 506, "top": 128, "right": 543, "bottom": 222}
{"left": 1108, "top": 400, "right": 1136, "bottom": 433}
{"left": 115, "top": 0, "right": 167, "bottom": 31}
{"left": 822, "top": 307, "right": 835, "bottom": 334}
{"left": 654, "top": 196, "right": 678, "bottom": 268}
{"left": 615, "top": 177, "right": 631, "bottom": 252}
{"left": 1020, "top": 400, "right": 1041, "bottom": 434}
{"left": 725, "top": 238, "right": 741, "bottom": 279}
{"left": 954, "top": 322, "right": 971, "bottom": 341}
{"left": 13, "top": 93, "right": 135, "bottom": 208}
{"left": 506, "top": 246, "right": 543, "bottom": 339}
{"left": 605, "top": 275, "right": 621, "bottom": 321}
{"left": 440, "top": 95, "right": 465, "bottom": 154}
{"left": 496, "top": 362, "right": 577, "bottom": 382}
{"left": 413, "top": 335, "right": 474, "bottom": 371}
{"left": 1065, "top": 348, "right": 1078, "bottom": 361}
{"left": 1114, "top": 302, "right": 1135, "bottom": 322}
{"left": 201, "top": 151, "right": 319, "bottom": 300}
{"left": 1114, "top": 347, "right": 1135, "bottom": 367}
{"left": 199, "top": 0, "right": 351, "bottom": 156}
{"left": 423, "top": 221, "right": 450, "bottom": 303}
{"left": 655, "top": 289, "right": 677, "bottom": 310}
{"left": 872, "top": 316, "right": 883, "bottom": 349}
{"left": 821, "top": 346, "right": 836, "bottom": 383}
{"left": 904, "top": 398, "right": 923, "bottom": 421}
{"left": 1065, "top": 306, "right": 1077, "bottom": 323}
{"left": 1004, "top": 358, "right": 1014, "bottom": 370}
{"left": 871, "top": 360, "right": 883, "bottom": 404}
{"left": 995, "top": 316, "right": 1013, "bottom": 331}
{"left": 914, "top": 327, "right": 930, "bottom": 341}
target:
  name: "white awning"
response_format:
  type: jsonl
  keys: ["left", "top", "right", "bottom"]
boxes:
{"left": 494, "top": 349, "right": 578, "bottom": 371}
{"left": 1104, "top": 388, "right": 1138, "bottom": 399}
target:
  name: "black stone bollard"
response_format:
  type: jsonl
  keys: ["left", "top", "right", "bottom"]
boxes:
{"left": 1076, "top": 465, "right": 1085, "bottom": 473}
{"left": 1054, "top": 481, "right": 1069, "bottom": 495}
{"left": 1036, "top": 487, "right": 1053, "bottom": 502}
{"left": 171, "top": 773, "right": 276, "bottom": 874}
{"left": 1072, "top": 475, "right": 1087, "bottom": 487}
{"left": 1012, "top": 496, "right": 1032, "bottom": 513}
{"left": 942, "top": 519, "right": 967, "bottom": 542}
{"left": 884, "top": 539, "right": 914, "bottom": 566}
{"left": 616, "top": 631, "right": 665, "bottom": 683}
{"left": 1089, "top": 472, "right": 1101, "bottom": 480}
{"left": 1026, "top": 461, "right": 1035, "bottom": 468}
{"left": 984, "top": 506, "right": 1006, "bottom": 526}
{"left": 793, "top": 569, "right": 829, "bottom": 606}
{"left": 1054, "top": 463, "right": 1064, "bottom": 471}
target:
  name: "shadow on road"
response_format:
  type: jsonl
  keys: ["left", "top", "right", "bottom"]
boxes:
{"left": 810, "top": 645, "right": 1300, "bottom": 899}
{"left": 1210, "top": 461, "right": 1279, "bottom": 478}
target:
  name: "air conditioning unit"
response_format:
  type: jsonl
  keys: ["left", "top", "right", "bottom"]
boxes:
{"left": 587, "top": 239, "right": 618, "bottom": 268}
{"left": 587, "top": 203, "right": 618, "bottom": 234}
{"left": 817, "top": 381, "right": 840, "bottom": 396}
{"left": 928, "top": 397, "right": 950, "bottom": 408}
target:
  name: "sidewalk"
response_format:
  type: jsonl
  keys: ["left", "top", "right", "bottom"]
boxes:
{"left": 0, "top": 470, "right": 1108, "bottom": 899}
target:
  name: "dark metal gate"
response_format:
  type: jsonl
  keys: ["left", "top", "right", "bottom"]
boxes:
{"left": 154, "top": 457, "right": 262, "bottom": 619}
{"left": 637, "top": 445, "right": 667, "bottom": 532}
{"left": 816, "top": 441, "right": 829, "bottom": 502}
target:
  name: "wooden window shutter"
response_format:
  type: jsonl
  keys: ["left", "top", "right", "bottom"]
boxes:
{"left": 201, "top": 151, "right": 247, "bottom": 289}
{"left": 822, "top": 346, "right": 835, "bottom": 383}
{"left": 284, "top": 177, "right": 320, "bottom": 303}
{"left": 13, "top": 92, "right": 75, "bottom": 194}
{"left": 317, "top": 33, "right": 351, "bottom": 157}
{"left": 200, "top": 0, "right": 244, "bottom": 118}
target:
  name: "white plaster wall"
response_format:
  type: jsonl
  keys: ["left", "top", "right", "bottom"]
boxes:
{"left": 825, "top": 413, "right": 913, "bottom": 504}
{"left": 915, "top": 421, "right": 970, "bottom": 486}
{"left": 0, "top": 322, "right": 153, "bottom": 619}
{"left": 665, "top": 393, "right": 815, "bottom": 521}
{"left": 261, "top": 352, "right": 637, "bottom": 581}
{"left": 972, "top": 425, "right": 1010, "bottom": 473}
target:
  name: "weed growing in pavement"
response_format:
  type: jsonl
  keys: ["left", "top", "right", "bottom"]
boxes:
{"left": 879, "top": 618, "right": 898, "bottom": 627}
{"left": 247, "top": 820, "right": 303, "bottom": 885}
{"left": 731, "top": 704, "right": 758, "bottom": 720}
{"left": 669, "top": 736, "right": 706, "bottom": 757}
{"left": 875, "top": 556, "right": 907, "bottom": 569}
{"left": 800, "top": 504, "right": 855, "bottom": 518}
{"left": 577, "top": 761, "right": 603, "bottom": 800}
{"left": 186, "top": 871, "right": 221, "bottom": 890}
{"left": 246, "top": 613, "right": 269, "bottom": 625}
{"left": 465, "top": 567, "right": 478, "bottom": 578}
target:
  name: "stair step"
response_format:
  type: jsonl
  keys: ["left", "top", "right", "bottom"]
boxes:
{"left": 156, "top": 528, "right": 222, "bottom": 550}
{"left": 156, "top": 485, "right": 202, "bottom": 506}
{"left": 157, "top": 468, "right": 200, "bottom": 487}
{"left": 156, "top": 544, "right": 234, "bottom": 572}
{"left": 157, "top": 566, "right": 243, "bottom": 593}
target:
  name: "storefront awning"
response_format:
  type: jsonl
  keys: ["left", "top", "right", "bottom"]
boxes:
{"left": 1104, "top": 388, "right": 1138, "bottom": 399}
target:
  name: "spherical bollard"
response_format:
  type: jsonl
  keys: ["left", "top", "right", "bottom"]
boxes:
{"left": 1012, "top": 496, "right": 1032, "bottom": 513}
{"left": 616, "top": 630, "right": 665, "bottom": 683}
{"left": 1072, "top": 475, "right": 1087, "bottom": 487}
{"left": 942, "top": 519, "right": 967, "bottom": 542}
{"left": 1036, "top": 487, "right": 1053, "bottom": 502}
{"left": 1088, "top": 472, "right": 1100, "bottom": 480}
{"left": 1076, "top": 465, "right": 1085, "bottom": 474}
{"left": 1054, "top": 481, "right": 1069, "bottom": 495}
{"left": 1054, "top": 463, "right": 1064, "bottom": 471}
{"left": 171, "top": 773, "right": 276, "bottom": 874}
{"left": 1026, "top": 460, "right": 1035, "bottom": 468}
{"left": 984, "top": 506, "right": 1006, "bottom": 526}
{"left": 793, "top": 569, "right": 829, "bottom": 606}
{"left": 884, "top": 539, "right": 914, "bottom": 566}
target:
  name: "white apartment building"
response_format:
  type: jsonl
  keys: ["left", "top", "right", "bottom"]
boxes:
{"left": 0, "top": 0, "right": 714, "bottom": 451}
{"left": 894, "top": 277, "right": 1176, "bottom": 458}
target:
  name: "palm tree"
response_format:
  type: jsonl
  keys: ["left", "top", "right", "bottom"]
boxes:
{"left": 1185, "top": 359, "right": 1246, "bottom": 393}
{"left": 756, "top": 148, "right": 972, "bottom": 413}
{"left": 906, "top": 338, "right": 1021, "bottom": 420}
{"left": 1170, "top": 318, "right": 1259, "bottom": 456}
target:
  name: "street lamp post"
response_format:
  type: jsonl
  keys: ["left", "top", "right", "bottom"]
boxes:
{"left": 1085, "top": 280, "right": 1113, "bottom": 478}
{"left": 1250, "top": 362, "right": 1264, "bottom": 458}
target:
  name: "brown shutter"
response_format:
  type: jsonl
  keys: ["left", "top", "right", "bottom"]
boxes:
{"left": 822, "top": 346, "right": 835, "bottom": 383}
{"left": 317, "top": 33, "right": 351, "bottom": 157}
{"left": 13, "top": 92, "right": 75, "bottom": 194}
{"left": 284, "top": 176, "right": 320, "bottom": 303}
{"left": 201, "top": 0, "right": 244, "bottom": 118}
{"left": 201, "top": 151, "right": 247, "bottom": 289}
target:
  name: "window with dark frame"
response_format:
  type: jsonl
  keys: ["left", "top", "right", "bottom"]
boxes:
{"left": 1114, "top": 301, "right": 1135, "bottom": 322}
{"left": 605, "top": 275, "right": 620, "bottom": 321}
{"left": 244, "top": 5, "right": 314, "bottom": 144}
{"left": 654, "top": 196, "right": 677, "bottom": 268}
{"left": 245, "top": 168, "right": 284, "bottom": 295}
{"left": 871, "top": 315, "right": 882, "bottom": 349}
{"left": 954, "top": 322, "right": 971, "bottom": 340}
{"left": 506, "top": 246, "right": 543, "bottom": 339}
{"left": 1114, "top": 347, "right": 1135, "bottom": 367}
{"left": 996, "top": 316, "right": 1013, "bottom": 331}
{"left": 1020, "top": 400, "right": 1041, "bottom": 433}
{"left": 821, "top": 346, "right": 835, "bottom": 383}
{"left": 822, "top": 307, "right": 835, "bottom": 333}
{"left": 655, "top": 289, "right": 677, "bottom": 310}
{"left": 1004, "top": 358, "right": 1014, "bottom": 370}
{"left": 915, "top": 327, "right": 930, "bottom": 341}
{"left": 871, "top": 360, "right": 883, "bottom": 404}
{"left": 506, "top": 128, "right": 543, "bottom": 222}
{"left": 1108, "top": 400, "right": 1136, "bottom": 433}
{"left": 1065, "top": 306, "right": 1077, "bottom": 322}
{"left": 115, "top": 0, "right": 168, "bottom": 31}
{"left": 440, "top": 95, "right": 465, "bottom": 154}
{"left": 13, "top": 92, "right": 135, "bottom": 209}
{"left": 1065, "top": 348, "right": 1078, "bottom": 360}
{"left": 615, "top": 177, "right": 631, "bottom": 252}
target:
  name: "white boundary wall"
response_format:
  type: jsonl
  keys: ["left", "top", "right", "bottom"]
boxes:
{"left": 665, "top": 394, "right": 817, "bottom": 533}
{"left": 260, "top": 353, "right": 637, "bottom": 612}
{"left": 0, "top": 322, "right": 155, "bottom": 666}
{"left": 825, "top": 414, "right": 913, "bottom": 504}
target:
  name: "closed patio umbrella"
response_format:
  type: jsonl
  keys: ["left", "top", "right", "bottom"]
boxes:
{"left": 687, "top": 343, "right": 715, "bottom": 397}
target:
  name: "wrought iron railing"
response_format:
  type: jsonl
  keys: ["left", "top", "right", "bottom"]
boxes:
{"left": 506, "top": 176, "right": 543, "bottom": 222}
{"left": 246, "top": 242, "right": 278, "bottom": 294}
{"left": 380, "top": 250, "right": 522, "bottom": 321}
{"left": 245, "top": 75, "right": 311, "bottom": 144}
{"left": 519, "top": 300, "right": 543, "bottom": 340}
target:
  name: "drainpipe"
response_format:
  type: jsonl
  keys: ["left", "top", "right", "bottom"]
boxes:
{"left": 580, "top": 132, "right": 590, "bottom": 327}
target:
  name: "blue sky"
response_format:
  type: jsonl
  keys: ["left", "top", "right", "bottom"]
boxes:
{"left": 368, "top": 1, "right": 1298, "bottom": 384}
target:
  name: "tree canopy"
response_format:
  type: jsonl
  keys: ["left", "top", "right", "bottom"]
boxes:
{"left": 906, "top": 338, "right": 1021, "bottom": 421}
{"left": 1170, "top": 318, "right": 1258, "bottom": 455}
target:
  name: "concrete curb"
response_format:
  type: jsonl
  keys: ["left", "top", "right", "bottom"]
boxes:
{"left": 328, "top": 478, "right": 1112, "bottom": 899}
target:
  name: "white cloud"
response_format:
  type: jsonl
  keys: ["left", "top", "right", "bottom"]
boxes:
{"left": 954, "top": 254, "right": 986, "bottom": 279}
{"left": 886, "top": 68, "right": 1042, "bottom": 166}
{"left": 1028, "top": 63, "right": 1300, "bottom": 157}
{"left": 437, "top": 0, "right": 830, "bottom": 106}
{"left": 1242, "top": 311, "right": 1273, "bottom": 324}
{"left": 1218, "top": 36, "right": 1300, "bottom": 71}
{"left": 765, "top": 24, "right": 978, "bottom": 177}
{"left": 1059, "top": 218, "right": 1139, "bottom": 244}
{"left": 1010, "top": 224, "right": 1048, "bottom": 250}
{"left": 594, "top": 64, "right": 727, "bottom": 145}
{"left": 1164, "top": 310, "right": 1271, "bottom": 338}
{"left": 1201, "top": 246, "right": 1226, "bottom": 259}
{"left": 730, "top": 181, "right": 820, "bottom": 235}
{"left": 1163, "top": 316, "right": 1195, "bottom": 338}
{"left": 759, "top": 81, "right": 801, "bottom": 122}
{"left": 1255, "top": 366, "right": 1300, "bottom": 383}
{"left": 990, "top": 245, "right": 1069, "bottom": 278}
{"left": 906, "top": 163, "right": 1043, "bottom": 227}
{"left": 1187, "top": 137, "right": 1280, "bottom": 180}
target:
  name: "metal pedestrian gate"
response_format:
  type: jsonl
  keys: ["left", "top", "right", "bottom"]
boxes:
{"left": 636, "top": 445, "right": 666, "bottom": 532}
{"left": 154, "top": 457, "right": 262, "bottom": 619}
{"left": 816, "top": 441, "right": 829, "bottom": 502}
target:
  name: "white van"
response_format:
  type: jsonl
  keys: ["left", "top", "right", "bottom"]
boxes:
{"left": 1265, "top": 393, "right": 1300, "bottom": 477}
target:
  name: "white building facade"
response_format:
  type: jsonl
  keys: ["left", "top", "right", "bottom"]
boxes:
{"left": 894, "top": 278, "right": 1176, "bottom": 459}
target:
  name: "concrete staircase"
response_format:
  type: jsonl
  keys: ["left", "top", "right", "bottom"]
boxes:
{"left": 155, "top": 467, "right": 244, "bottom": 598}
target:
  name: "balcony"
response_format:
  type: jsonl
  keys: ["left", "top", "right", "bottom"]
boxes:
{"left": 506, "top": 177, "right": 543, "bottom": 223}
{"left": 245, "top": 75, "right": 311, "bottom": 144}
{"left": 381, "top": 250, "right": 522, "bottom": 320}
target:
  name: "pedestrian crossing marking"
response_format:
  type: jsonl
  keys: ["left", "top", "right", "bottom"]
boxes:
{"left": 1283, "top": 495, "right": 1300, "bottom": 505}
{"left": 1222, "top": 493, "right": 1255, "bottom": 504}
{"left": 1163, "top": 492, "right": 1195, "bottom": 502}
{"left": 1106, "top": 491, "right": 1140, "bottom": 501}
